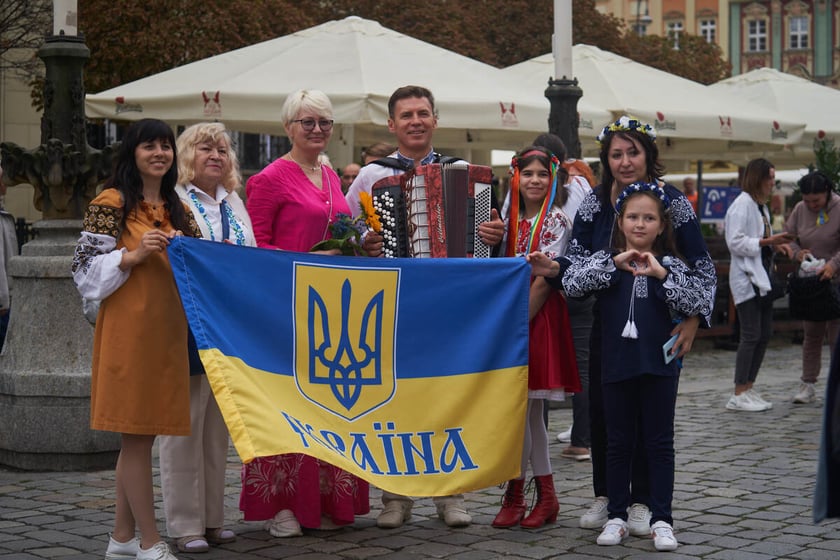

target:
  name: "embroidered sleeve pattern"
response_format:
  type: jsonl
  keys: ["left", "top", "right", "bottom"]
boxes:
{"left": 668, "top": 195, "right": 696, "bottom": 229}
{"left": 562, "top": 249, "right": 617, "bottom": 297}
{"left": 72, "top": 203, "right": 130, "bottom": 301}
{"left": 671, "top": 188, "right": 717, "bottom": 326}
{"left": 660, "top": 255, "right": 715, "bottom": 319}
{"left": 575, "top": 191, "right": 601, "bottom": 224}
{"left": 82, "top": 203, "right": 122, "bottom": 237}
{"left": 550, "top": 189, "right": 600, "bottom": 291}
{"left": 539, "top": 210, "right": 571, "bottom": 259}
{"left": 72, "top": 232, "right": 112, "bottom": 276}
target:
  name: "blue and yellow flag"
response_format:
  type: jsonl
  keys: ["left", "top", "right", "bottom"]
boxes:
{"left": 168, "top": 237, "right": 529, "bottom": 497}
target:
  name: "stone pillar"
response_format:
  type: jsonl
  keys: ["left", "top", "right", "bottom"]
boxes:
{"left": 0, "top": 2, "right": 120, "bottom": 470}
{"left": 0, "top": 221, "right": 119, "bottom": 470}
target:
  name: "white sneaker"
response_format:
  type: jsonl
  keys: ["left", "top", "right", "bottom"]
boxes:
{"left": 651, "top": 520, "right": 679, "bottom": 551}
{"left": 579, "top": 496, "right": 609, "bottom": 528}
{"left": 136, "top": 541, "right": 178, "bottom": 560}
{"left": 725, "top": 392, "right": 767, "bottom": 412}
{"left": 597, "top": 518, "right": 629, "bottom": 545}
{"left": 793, "top": 382, "right": 816, "bottom": 404}
{"left": 264, "top": 509, "right": 303, "bottom": 537}
{"left": 556, "top": 425, "right": 573, "bottom": 443}
{"left": 627, "top": 503, "right": 652, "bottom": 536}
{"left": 105, "top": 534, "right": 139, "bottom": 560}
{"left": 747, "top": 389, "right": 772, "bottom": 409}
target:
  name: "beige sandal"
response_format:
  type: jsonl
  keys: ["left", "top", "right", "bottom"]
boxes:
{"left": 175, "top": 535, "right": 209, "bottom": 553}
{"left": 204, "top": 527, "right": 236, "bottom": 545}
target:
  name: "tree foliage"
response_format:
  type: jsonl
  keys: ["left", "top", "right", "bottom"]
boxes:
{"left": 812, "top": 137, "right": 840, "bottom": 189}
{"left": 80, "top": 0, "right": 315, "bottom": 93}
{"left": 622, "top": 33, "right": 731, "bottom": 85}
{"left": 0, "top": 0, "right": 51, "bottom": 81}
{"left": 13, "top": 0, "right": 729, "bottom": 98}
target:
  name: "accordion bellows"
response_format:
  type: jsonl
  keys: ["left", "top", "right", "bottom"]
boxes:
{"left": 372, "top": 162, "right": 494, "bottom": 258}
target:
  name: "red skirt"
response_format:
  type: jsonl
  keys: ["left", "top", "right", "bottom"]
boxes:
{"left": 240, "top": 454, "right": 369, "bottom": 528}
{"left": 529, "top": 291, "right": 581, "bottom": 395}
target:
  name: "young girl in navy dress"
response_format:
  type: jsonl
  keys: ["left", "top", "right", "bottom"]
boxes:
{"left": 493, "top": 146, "right": 580, "bottom": 529}
{"left": 538, "top": 183, "right": 706, "bottom": 551}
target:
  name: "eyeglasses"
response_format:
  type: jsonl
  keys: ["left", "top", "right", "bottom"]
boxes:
{"left": 291, "top": 118, "right": 334, "bottom": 132}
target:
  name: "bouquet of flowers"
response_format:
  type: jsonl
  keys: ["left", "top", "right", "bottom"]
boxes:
{"left": 310, "top": 191, "right": 381, "bottom": 256}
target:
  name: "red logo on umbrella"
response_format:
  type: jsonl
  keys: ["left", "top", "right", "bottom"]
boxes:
{"left": 499, "top": 102, "right": 519, "bottom": 127}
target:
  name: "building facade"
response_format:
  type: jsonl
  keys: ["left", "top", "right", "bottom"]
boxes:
{"left": 728, "top": 0, "right": 837, "bottom": 84}
{"left": 595, "top": 0, "right": 840, "bottom": 85}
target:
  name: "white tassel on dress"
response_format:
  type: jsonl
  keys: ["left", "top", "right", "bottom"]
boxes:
{"left": 622, "top": 276, "right": 639, "bottom": 339}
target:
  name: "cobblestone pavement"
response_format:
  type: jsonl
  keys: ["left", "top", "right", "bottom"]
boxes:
{"left": 2, "top": 339, "right": 840, "bottom": 559}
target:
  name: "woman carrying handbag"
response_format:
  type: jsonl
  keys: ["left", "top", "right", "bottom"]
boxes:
{"left": 785, "top": 171, "right": 840, "bottom": 404}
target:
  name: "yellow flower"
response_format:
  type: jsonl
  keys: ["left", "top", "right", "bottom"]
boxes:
{"left": 358, "top": 191, "right": 382, "bottom": 232}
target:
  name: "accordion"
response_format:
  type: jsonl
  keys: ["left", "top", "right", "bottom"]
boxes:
{"left": 371, "top": 162, "right": 494, "bottom": 258}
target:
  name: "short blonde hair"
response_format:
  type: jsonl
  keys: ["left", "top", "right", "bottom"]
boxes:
{"left": 280, "top": 89, "right": 333, "bottom": 127}
{"left": 176, "top": 122, "right": 241, "bottom": 193}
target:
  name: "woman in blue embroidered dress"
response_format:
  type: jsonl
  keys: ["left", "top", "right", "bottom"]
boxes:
{"left": 561, "top": 183, "right": 706, "bottom": 551}
{"left": 528, "top": 116, "right": 715, "bottom": 539}
{"left": 158, "top": 122, "right": 255, "bottom": 554}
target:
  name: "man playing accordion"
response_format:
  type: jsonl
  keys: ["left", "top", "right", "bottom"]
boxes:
{"left": 344, "top": 85, "right": 505, "bottom": 528}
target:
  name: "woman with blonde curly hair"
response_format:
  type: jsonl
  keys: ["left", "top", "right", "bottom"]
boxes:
{"left": 158, "top": 122, "right": 255, "bottom": 553}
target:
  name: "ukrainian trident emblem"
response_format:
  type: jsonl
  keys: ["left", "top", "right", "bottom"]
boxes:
{"left": 294, "top": 263, "right": 399, "bottom": 421}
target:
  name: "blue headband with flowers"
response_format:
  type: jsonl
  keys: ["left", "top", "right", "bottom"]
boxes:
{"left": 615, "top": 181, "right": 670, "bottom": 213}
{"left": 597, "top": 115, "right": 657, "bottom": 146}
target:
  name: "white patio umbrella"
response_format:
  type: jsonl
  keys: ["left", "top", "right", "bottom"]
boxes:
{"left": 709, "top": 67, "right": 840, "bottom": 166}
{"left": 504, "top": 45, "right": 806, "bottom": 164}
{"left": 85, "top": 16, "right": 609, "bottom": 163}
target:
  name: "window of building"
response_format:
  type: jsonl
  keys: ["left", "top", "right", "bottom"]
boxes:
{"left": 631, "top": 0, "right": 651, "bottom": 37}
{"left": 667, "top": 21, "right": 684, "bottom": 49}
{"left": 747, "top": 19, "right": 767, "bottom": 52}
{"left": 700, "top": 19, "right": 716, "bottom": 43}
{"left": 789, "top": 15, "right": 809, "bottom": 49}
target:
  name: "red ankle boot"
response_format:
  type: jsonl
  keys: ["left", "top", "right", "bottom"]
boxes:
{"left": 492, "top": 478, "right": 527, "bottom": 527}
{"left": 520, "top": 474, "right": 559, "bottom": 528}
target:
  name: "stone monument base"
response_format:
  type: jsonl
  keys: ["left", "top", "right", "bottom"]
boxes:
{"left": 0, "top": 220, "right": 119, "bottom": 471}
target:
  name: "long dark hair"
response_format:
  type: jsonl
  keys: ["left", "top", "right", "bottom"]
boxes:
{"left": 104, "top": 118, "right": 190, "bottom": 232}
{"left": 512, "top": 145, "right": 569, "bottom": 212}
{"left": 598, "top": 130, "right": 665, "bottom": 207}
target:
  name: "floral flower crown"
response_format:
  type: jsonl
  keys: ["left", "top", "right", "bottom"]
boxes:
{"left": 614, "top": 181, "right": 670, "bottom": 213}
{"left": 597, "top": 116, "right": 657, "bottom": 145}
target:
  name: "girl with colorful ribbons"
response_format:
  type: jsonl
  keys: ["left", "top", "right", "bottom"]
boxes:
{"left": 493, "top": 146, "right": 580, "bottom": 529}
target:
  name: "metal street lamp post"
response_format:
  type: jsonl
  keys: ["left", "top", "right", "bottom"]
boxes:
{"left": 545, "top": 0, "right": 583, "bottom": 158}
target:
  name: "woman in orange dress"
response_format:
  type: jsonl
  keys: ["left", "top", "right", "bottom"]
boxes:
{"left": 72, "top": 118, "right": 198, "bottom": 560}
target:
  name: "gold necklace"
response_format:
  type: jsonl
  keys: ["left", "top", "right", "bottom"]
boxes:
{"left": 288, "top": 153, "right": 321, "bottom": 172}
